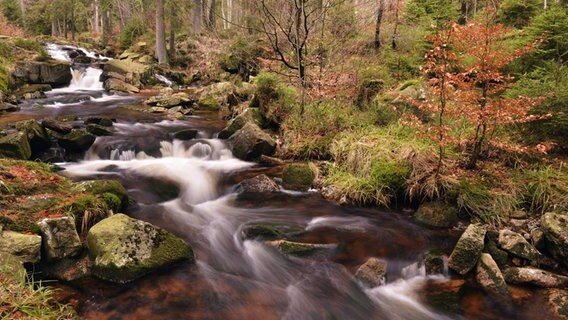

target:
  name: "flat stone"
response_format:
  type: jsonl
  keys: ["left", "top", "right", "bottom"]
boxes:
{"left": 266, "top": 240, "right": 337, "bottom": 258}
{"left": 498, "top": 229, "right": 541, "bottom": 261}
{"left": 504, "top": 267, "right": 568, "bottom": 288}
{"left": 476, "top": 253, "right": 511, "bottom": 306}
{"left": 238, "top": 174, "right": 279, "bottom": 193}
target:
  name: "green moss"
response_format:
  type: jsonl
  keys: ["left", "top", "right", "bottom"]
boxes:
{"left": 73, "top": 180, "right": 128, "bottom": 207}
{"left": 197, "top": 96, "right": 220, "bottom": 110}
{"left": 0, "top": 216, "right": 41, "bottom": 234}
{"left": 101, "top": 192, "right": 121, "bottom": 212}
{"left": 282, "top": 163, "right": 315, "bottom": 192}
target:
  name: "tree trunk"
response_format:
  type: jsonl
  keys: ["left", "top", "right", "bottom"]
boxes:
{"left": 391, "top": 0, "right": 399, "bottom": 50}
{"left": 156, "top": 0, "right": 168, "bottom": 64}
{"left": 94, "top": 0, "right": 100, "bottom": 34}
{"left": 169, "top": 3, "right": 176, "bottom": 58}
{"left": 208, "top": 0, "right": 216, "bottom": 30}
{"left": 102, "top": 11, "right": 111, "bottom": 46}
{"left": 192, "top": 0, "right": 203, "bottom": 34}
{"left": 71, "top": 0, "right": 76, "bottom": 41}
{"left": 374, "top": 0, "right": 385, "bottom": 50}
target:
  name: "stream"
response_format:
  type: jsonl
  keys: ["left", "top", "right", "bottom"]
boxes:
{"left": 4, "top": 44, "right": 551, "bottom": 320}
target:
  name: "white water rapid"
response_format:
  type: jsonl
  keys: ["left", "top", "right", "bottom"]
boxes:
{"left": 58, "top": 118, "right": 454, "bottom": 319}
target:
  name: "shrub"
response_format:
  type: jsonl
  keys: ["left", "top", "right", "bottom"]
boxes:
{"left": 253, "top": 72, "right": 297, "bottom": 127}
{"left": 119, "top": 18, "right": 148, "bottom": 49}
{"left": 498, "top": 0, "right": 540, "bottom": 28}
{"left": 457, "top": 180, "right": 520, "bottom": 226}
{"left": 219, "top": 36, "right": 262, "bottom": 81}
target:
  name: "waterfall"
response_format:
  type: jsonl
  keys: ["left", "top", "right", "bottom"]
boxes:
{"left": 45, "top": 43, "right": 112, "bottom": 62}
{"left": 68, "top": 67, "right": 104, "bottom": 90}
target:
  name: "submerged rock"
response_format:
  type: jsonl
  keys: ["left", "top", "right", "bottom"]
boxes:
{"left": 498, "top": 229, "right": 541, "bottom": 261}
{"left": 241, "top": 223, "right": 304, "bottom": 240}
{"left": 173, "top": 129, "right": 198, "bottom": 140}
{"left": 476, "top": 253, "right": 511, "bottom": 305}
{"left": 38, "top": 216, "right": 82, "bottom": 261}
{"left": 57, "top": 129, "right": 96, "bottom": 153}
{"left": 86, "top": 124, "right": 113, "bottom": 136}
{"left": 421, "top": 279, "right": 465, "bottom": 316}
{"left": 448, "top": 223, "right": 487, "bottom": 275}
{"left": 229, "top": 122, "right": 276, "bottom": 161}
{"left": 238, "top": 174, "right": 279, "bottom": 193}
{"left": 504, "top": 267, "right": 568, "bottom": 288}
{"left": 414, "top": 202, "right": 458, "bottom": 228}
{"left": 87, "top": 214, "right": 194, "bottom": 283}
{"left": 84, "top": 117, "right": 114, "bottom": 127}
{"left": 38, "top": 254, "right": 91, "bottom": 282}
{"left": 354, "top": 257, "right": 388, "bottom": 287}
{"left": 266, "top": 240, "right": 337, "bottom": 258}
{"left": 282, "top": 163, "right": 315, "bottom": 192}
{"left": 541, "top": 212, "right": 568, "bottom": 265}
{"left": 0, "top": 230, "right": 42, "bottom": 263}
{"left": 0, "top": 132, "right": 31, "bottom": 160}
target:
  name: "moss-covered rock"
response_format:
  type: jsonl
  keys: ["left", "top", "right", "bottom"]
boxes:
{"left": 73, "top": 179, "right": 128, "bottom": 204}
{"left": 57, "top": 129, "right": 96, "bottom": 153}
{"left": 0, "top": 251, "right": 26, "bottom": 284}
{"left": 87, "top": 214, "right": 194, "bottom": 283}
{"left": 241, "top": 223, "right": 304, "bottom": 240}
{"left": 38, "top": 216, "right": 82, "bottom": 261}
{"left": 218, "top": 108, "right": 264, "bottom": 139}
{"left": 266, "top": 240, "right": 337, "bottom": 258}
{"left": 197, "top": 96, "right": 220, "bottom": 110}
{"left": 476, "top": 253, "right": 511, "bottom": 307}
{"left": 16, "top": 120, "right": 51, "bottom": 155}
{"left": 41, "top": 118, "right": 72, "bottom": 135}
{"left": 414, "top": 202, "right": 458, "bottom": 228}
{"left": 498, "top": 229, "right": 541, "bottom": 261}
{"left": 86, "top": 124, "right": 113, "bottom": 136}
{"left": 448, "top": 223, "right": 487, "bottom": 275}
{"left": 484, "top": 240, "right": 508, "bottom": 268}
{"left": 0, "top": 230, "right": 42, "bottom": 263}
{"left": 282, "top": 163, "right": 315, "bottom": 192}
{"left": 145, "top": 92, "right": 191, "bottom": 108}
{"left": 104, "top": 78, "right": 140, "bottom": 93}
{"left": 354, "top": 257, "right": 387, "bottom": 287}
{"left": 229, "top": 122, "right": 276, "bottom": 161}
{"left": 541, "top": 212, "right": 568, "bottom": 265}
{"left": 504, "top": 267, "right": 568, "bottom": 288}
{"left": 0, "top": 132, "right": 31, "bottom": 160}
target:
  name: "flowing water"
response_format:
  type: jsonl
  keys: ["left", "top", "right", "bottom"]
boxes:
{"left": 4, "top": 44, "right": 549, "bottom": 320}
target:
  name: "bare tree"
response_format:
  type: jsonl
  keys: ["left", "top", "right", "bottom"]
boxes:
{"left": 192, "top": 0, "right": 203, "bottom": 33}
{"left": 374, "top": 0, "right": 385, "bottom": 50}
{"left": 156, "top": 0, "right": 168, "bottom": 64}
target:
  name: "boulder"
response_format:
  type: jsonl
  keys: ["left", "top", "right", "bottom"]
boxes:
{"left": 0, "top": 132, "right": 31, "bottom": 160}
{"left": 484, "top": 240, "right": 508, "bottom": 268}
{"left": 0, "top": 103, "right": 20, "bottom": 113}
{"left": 87, "top": 214, "right": 194, "bottom": 283}
{"left": 38, "top": 254, "right": 91, "bottom": 282}
{"left": 57, "top": 129, "right": 96, "bottom": 153}
{"left": 531, "top": 228, "right": 546, "bottom": 251}
{"left": 0, "top": 230, "right": 42, "bottom": 263}
{"left": 504, "top": 267, "right": 568, "bottom": 288}
{"left": 424, "top": 250, "right": 448, "bottom": 275}
{"left": 86, "top": 124, "right": 113, "bottom": 136}
{"left": 104, "top": 58, "right": 149, "bottom": 75}
{"left": 238, "top": 174, "right": 279, "bottom": 193}
{"left": 104, "top": 78, "right": 140, "bottom": 93}
{"left": 282, "top": 163, "right": 315, "bottom": 192}
{"left": 144, "top": 92, "right": 191, "bottom": 108}
{"left": 414, "top": 201, "right": 458, "bottom": 228}
{"left": 498, "top": 229, "right": 541, "bottom": 261}
{"left": 546, "top": 289, "right": 568, "bottom": 319}
{"left": 84, "top": 117, "right": 114, "bottom": 127}
{"left": 42, "top": 118, "right": 73, "bottom": 134}
{"left": 241, "top": 223, "right": 304, "bottom": 240}
{"left": 541, "top": 212, "right": 568, "bottom": 265}
{"left": 173, "top": 129, "right": 198, "bottom": 140}
{"left": 38, "top": 216, "right": 82, "bottom": 261}
{"left": 12, "top": 61, "right": 72, "bottom": 87}
{"left": 475, "top": 253, "right": 511, "bottom": 306}
{"left": 0, "top": 251, "right": 26, "bottom": 284}
{"left": 218, "top": 108, "right": 263, "bottom": 139}
{"left": 266, "top": 240, "right": 337, "bottom": 258}
{"left": 16, "top": 120, "right": 51, "bottom": 154}
{"left": 13, "top": 84, "right": 52, "bottom": 97}
{"left": 229, "top": 122, "right": 276, "bottom": 161}
{"left": 354, "top": 257, "right": 388, "bottom": 287}
{"left": 448, "top": 223, "right": 487, "bottom": 275}
{"left": 72, "top": 180, "right": 128, "bottom": 206}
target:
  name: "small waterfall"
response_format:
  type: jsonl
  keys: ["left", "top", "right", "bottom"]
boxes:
{"left": 45, "top": 43, "right": 112, "bottom": 62}
{"left": 156, "top": 74, "right": 173, "bottom": 87}
{"left": 68, "top": 67, "right": 104, "bottom": 90}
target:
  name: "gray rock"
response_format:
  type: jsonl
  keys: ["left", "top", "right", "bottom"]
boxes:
{"left": 504, "top": 267, "right": 568, "bottom": 288}
{"left": 87, "top": 214, "right": 193, "bottom": 283}
{"left": 266, "top": 240, "right": 337, "bottom": 258}
{"left": 355, "top": 257, "right": 388, "bottom": 287}
{"left": 84, "top": 117, "right": 114, "bottom": 127}
{"left": 218, "top": 108, "right": 263, "bottom": 139}
{"left": 239, "top": 174, "right": 279, "bottom": 193}
{"left": 0, "top": 230, "right": 42, "bottom": 263}
{"left": 476, "top": 253, "right": 511, "bottom": 306}
{"left": 0, "top": 132, "right": 31, "bottom": 160}
{"left": 12, "top": 61, "right": 72, "bottom": 87}
{"left": 229, "top": 122, "right": 276, "bottom": 161}
{"left": 498, "top": 229, "right": 541, "bottom": 261}
{"left": 414, "top": 201, "right": 458, "bottom": 228}
{"left": 448, "top": 223, "right": 487, "bottom": 275}
{"left": 104, "top": 78, "right": 140, "bottom": 93}
{"left": 541, "top": 212, "right": 568, "bottom": 265}
{"left": 38, "top": 216, "right": 82, "bottom": 261}
{"left": 282, "top": 163, "right": 315, "bottom": 192}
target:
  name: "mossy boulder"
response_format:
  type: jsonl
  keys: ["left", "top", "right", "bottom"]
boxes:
{"left": 72, "top": 179, "right": 128, "bottom": 208}
{"left": 266, "top": 240, "right": 337, "bottom": 258}
{"left": 448, "top": 223, "right": 487, "bottom": 275}
{"left": 414, "top": 202, "right": 458, "bottom": 228}
{"left": 104, "top": 78, "right": 140, "bottom": 93}
{"left": 0, "top": 132, "right": 31, "bottom": 160}
{"left": 0, "top": 251, "right": 26, "bottom": 284}
{"left": 16, "top": 120, "right": 51, "bottom": 154}
{"left": 197, "top": 96, "right": 220, "bottom": 110}
{"left": 218, "top": 108, "right": 264, "bottom": 139}
{"left": 0, "top": 230, "right": 42, "bottom": 263}
{"left": 484, "top": 240, "right": 508, "bottom": 268}
{"left": 87, "top": 214, "right": 194, "bottom": 283}
{"left": 38, "top": 216, "right": 82, "bottom": 261}
{"left": 498, "top": 229, "right": 541, "bottom": 261}
{"left": 541, "top": 212, "right": 568, "bottom": 265}
{"left": 354, "top": 257, "right": 388, "bottom": 287}
{"left": 282, "top": 163, "right": 315, "bottom": 192}
{"left": 504, "top": 267, "right": 568, "bottom": 288}
{"left": 238, "top": 174, "right": 279, "bottom": 193}
{"left": 475, "top": 253, "right": 511, "bottom": 307}
{"left": 57, "top": 129, "right": 96, "bottom": 153}
{"left": 145, "top": 92, "right": 191, "bottom": 108}
{"left": 241, "top": 223, "right": 304, "bottom": 240}
{"left": 228, "top": 122, "right": 276, "bottom": 161}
